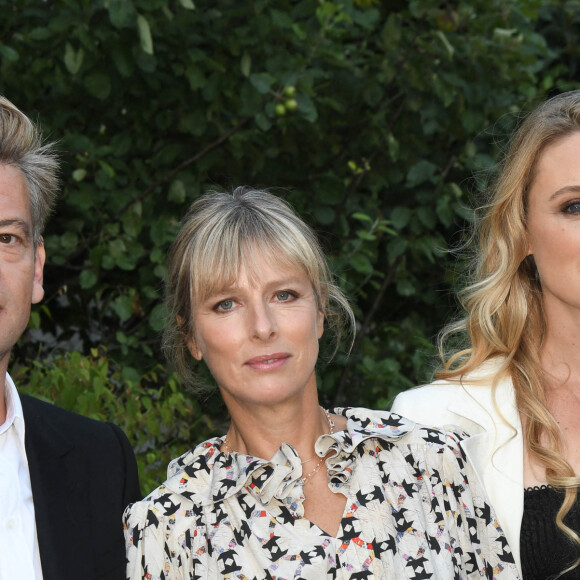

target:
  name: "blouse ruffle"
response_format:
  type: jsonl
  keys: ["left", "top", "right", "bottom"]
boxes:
{"left": 161, "top": 407, "right": 414, "bottom": 516}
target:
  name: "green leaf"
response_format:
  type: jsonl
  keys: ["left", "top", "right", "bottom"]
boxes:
{"left": 108, "top": 0, "right": 136, "bottom": 28}
{"left": 396, "top": 278, "right": 415, "bottom": 297}
{"left": 64, "top": 43, "right": 84, "bottom": 75}
{"left": 386, "top": 133, "right": 399, "bottom": 161}
{"left": 240, "top": 51, "right": 251, "bottom": 78}
{"left": 149, "top": 303, "right": 167, "bottom": 331}
{"left": 168, "top": 180, "right": 186, "bottom": 203}
{"left": 296, "top": 94, "right": 317, "bottom": 123}
{"left": 0, "top": 44, "right": 19, "bottom": 63}
{"left": 185, "top": 65, "right": 204, "bottom": 90}
{"left": 349, "top": 253, "right": 373, "bottom": 274}
{"left": 137, "top": 14, "right": 154, "bottom": 55}
{"left": 313, "top": 206, "right": 335, "bottom": 225}
{"left": 434, "top": 30, "right": 454, "bottom": 59}
{"left": 249, "top": 72, "right": 275, "bottom": 94}
{"left": 390, "top": 207, "right": 411, "bottom": 230}
{"left": 79, "top": 269, "right": 98, "bottom": 289}
{"left": 84, "top": 73, "right": 112, "bottom": 100}
{"left": 352, "top": 212, "right": 372, "bottom": 222}
{"left": 387, "top": 237, "right": 407, "bottom": 263}
{"left": 98, "top": 160, "right": 116, "bottom": 177}
{"left": 254, "top": 113, "right": 271, "bottom": 132}
{"left": 406, "top": 160, "right": 438, "bottom": 187}
{"left": 356, "top": 230, "right": 376, "bottom": 241}
{"left": 417, "top": 206, "right": 436, "bottom": 230}
{"left": 28, "top": 27, "right": 52, "bottom": 40}
{"left": 113, "top": 295, "right": 134, "bottom": 322}
{"left": 178, "top": 0, "right": 195, "bottom": 8}
{"left": 60, "top": 231, "right": 78, "bottom": 251}
{"left": 314, "top": 177, "right": 345, "bottom": 205}
{"left": 29, "top": 310, "right": 41, "bottom": 329}
{"left": 72, "top": 169, "right": 87, "bottom": 182}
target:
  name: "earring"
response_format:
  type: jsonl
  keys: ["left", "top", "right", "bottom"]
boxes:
{"left": 521, "top": 254, "right": 540, "bottom": 286}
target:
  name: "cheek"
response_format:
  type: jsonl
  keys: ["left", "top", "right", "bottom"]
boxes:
{"left": 529, "top": 224, "right": 569, "bottom": 259}
{"left": 289, "top": 310, "right": 323, "bottom": 343}
{"left": 193, "top": 319, "right": 242, "bottom": 364}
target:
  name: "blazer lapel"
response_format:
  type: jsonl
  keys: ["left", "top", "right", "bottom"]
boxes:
{"left": 22, "top": 395, "right": 90, "bottom": 580}
{"left": 445, "top": 378, "right": 524, "bottom": 574}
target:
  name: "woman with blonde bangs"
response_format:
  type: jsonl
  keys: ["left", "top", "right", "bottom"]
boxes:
{"left": 392, "top": 90, "right": 580, "bottom": 578}
{"left": 124, "top": 187, "right": 518, "bottom": 579}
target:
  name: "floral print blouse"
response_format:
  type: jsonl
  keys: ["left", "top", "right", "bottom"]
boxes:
{"left": 124, "top": 408, "right": 519, "bottom": 579}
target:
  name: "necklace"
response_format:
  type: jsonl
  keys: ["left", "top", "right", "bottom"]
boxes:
{"left": 298, "top": 407, "right": 334, "bottom": 487}
{"left": 222, "top": 407, "right": 335, "bottom": 487}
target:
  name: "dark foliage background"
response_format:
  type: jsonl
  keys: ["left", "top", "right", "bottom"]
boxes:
{"left": 1, "top": 0, "right": 578, "bottom": 489}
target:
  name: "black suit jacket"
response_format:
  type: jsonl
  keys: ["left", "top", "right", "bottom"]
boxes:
{"left": 21, "top": 394, "right": 141, "bottom": 580}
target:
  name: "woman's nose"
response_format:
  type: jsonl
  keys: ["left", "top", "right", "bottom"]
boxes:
{"left": 249, "top": 302, "right": 277, "bottom": 341}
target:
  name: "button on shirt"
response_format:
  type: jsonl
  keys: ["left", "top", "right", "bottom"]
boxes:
{"left": 0, "top": 374, "right": 43, "bottom": 580}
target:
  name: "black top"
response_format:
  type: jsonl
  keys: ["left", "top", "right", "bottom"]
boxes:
{"left": 521, "top": 485, "right": 580, "bottom": 579}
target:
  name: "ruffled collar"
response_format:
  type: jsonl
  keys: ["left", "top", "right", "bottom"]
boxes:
{"left": 163, "top": 407, "right": 415, "bottom": 518}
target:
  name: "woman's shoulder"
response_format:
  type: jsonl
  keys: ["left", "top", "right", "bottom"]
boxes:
{"left": 124, "top": 437, "right": 229, "bottom": 525}
{"left": 333, "top": 406, "right": 468, "bottom": 452}
{"left": 390, "top": 359, "right": 514, "bottom": 427}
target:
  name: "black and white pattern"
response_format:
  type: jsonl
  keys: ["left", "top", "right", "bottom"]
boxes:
{"left": 124, "top": 408, "right": 519, "bottom": 579}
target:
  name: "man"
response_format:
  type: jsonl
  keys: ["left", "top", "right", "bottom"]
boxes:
{"left": 0, "top": 96, "right": 141, "bottom": 579}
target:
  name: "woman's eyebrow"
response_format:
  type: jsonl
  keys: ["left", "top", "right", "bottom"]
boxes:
{"left": 549, "top": 184, "right": 580, "bottom": 201}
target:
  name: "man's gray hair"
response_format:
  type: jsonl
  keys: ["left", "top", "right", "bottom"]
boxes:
{"left": 0, "top": 96, "right": 59, "bottom": 245}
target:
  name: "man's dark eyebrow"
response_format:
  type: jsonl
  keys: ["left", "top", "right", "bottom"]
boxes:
{"left": 0, "top": 218, "right": 31, "bottom": 238}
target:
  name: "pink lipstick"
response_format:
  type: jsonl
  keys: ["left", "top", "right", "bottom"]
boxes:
{"left": 245, "top": 353, "right": 290, "bottom": 371}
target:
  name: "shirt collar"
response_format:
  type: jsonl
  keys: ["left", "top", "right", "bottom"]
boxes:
{"left": 0, "top": 372, "right": 25, "bottom": 442}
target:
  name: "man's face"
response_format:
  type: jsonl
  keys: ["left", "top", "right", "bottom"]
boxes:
{"left": 0, "top": 164, "right": 45, "bottom": 372}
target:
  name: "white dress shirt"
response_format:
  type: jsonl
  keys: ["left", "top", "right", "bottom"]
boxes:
{"left": 0, "top": 373, "right": 43, "bottom": 580}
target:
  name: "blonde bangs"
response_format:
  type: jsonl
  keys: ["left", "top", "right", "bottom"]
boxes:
{"left": 188, "top": 209, "right": 324, "bottom": 310}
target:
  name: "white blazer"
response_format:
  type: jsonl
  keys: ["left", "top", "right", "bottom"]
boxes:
{"left": 391, "top": 363, "right": 524, "bottom": 576}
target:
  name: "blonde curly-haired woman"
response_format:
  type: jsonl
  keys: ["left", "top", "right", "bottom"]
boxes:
{"left": 392, "top": 90, "right": 580, "bottom": 579}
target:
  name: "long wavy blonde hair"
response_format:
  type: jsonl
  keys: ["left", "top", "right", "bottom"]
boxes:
{"left": 438, "top": 90, "right": 580, "bottom": 571}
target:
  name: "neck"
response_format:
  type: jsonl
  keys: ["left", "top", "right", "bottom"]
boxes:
{"left": 222, "top": 386, "right": 331, "bottom": 461}
{"left": 0, "top": 365, "right": 8, "bottom": 425}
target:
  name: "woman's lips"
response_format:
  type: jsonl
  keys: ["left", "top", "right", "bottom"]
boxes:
{"left": 245, "top": 353, "right": 290, "bottom": 371}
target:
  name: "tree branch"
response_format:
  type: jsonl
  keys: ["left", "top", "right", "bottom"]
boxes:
{"left": 119, "top": 117, "right": 251, "bottom": 216}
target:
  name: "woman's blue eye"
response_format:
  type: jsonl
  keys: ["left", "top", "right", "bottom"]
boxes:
{"left": 563, "top": 201, "right": 580, "bottom": 214}
{"left": 276, "top": 291, "right": 290, "bottom": 301}
{"left": 217, "top": 299, "right": 234, "bottom": 311}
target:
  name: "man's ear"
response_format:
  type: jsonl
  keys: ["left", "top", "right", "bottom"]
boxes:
{"left": 31, "top": 243, "right": 45, "bottom": 305}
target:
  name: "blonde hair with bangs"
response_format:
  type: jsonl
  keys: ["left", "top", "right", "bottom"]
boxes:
{"left": 163, "top": 187, "right": 354, "bottom": 390}
{"left": 438, "top": 90, "right": 580, "bottom": 574}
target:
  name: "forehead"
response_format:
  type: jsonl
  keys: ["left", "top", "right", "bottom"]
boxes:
{"left": 529, "top": 132, "right": 580, "bottom": 202}
{"left": 0, "top": 164, "right": 31, "bottom": 222}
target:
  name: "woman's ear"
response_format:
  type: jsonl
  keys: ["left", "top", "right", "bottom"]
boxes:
{"left": 317, "top": 309, "right": 324, "bottom": 340}
{"left": 178, "top": 315, "right": 203, "bottom": 360}
{"left": 188, "top": 340, "right": 203, "bottom": 361}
